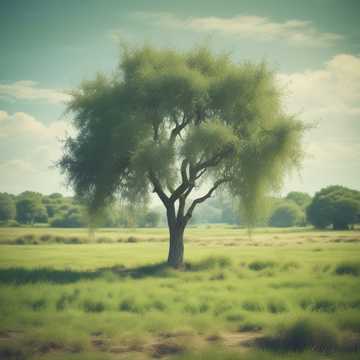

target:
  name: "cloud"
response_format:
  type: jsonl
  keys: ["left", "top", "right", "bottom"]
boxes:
{"left": 0, "top": 111, "right": 74, "bottom": 194}
{"left": 0, "top": 80, "right": 71, "bottom": 104}
{"left": 276, "top": 54, "right": 360, "bottom": 193}
{"left": 135, "top": 12, "right": 343, "bottom": 47}
{"left": 277, "top": 54, "right": 360, "bottom": 124}
{"left": 0, "top": 111, "right": 69, "bottom": 139}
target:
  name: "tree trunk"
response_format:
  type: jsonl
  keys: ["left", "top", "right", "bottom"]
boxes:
{"left": 167, "top": 223, "right": 185, "bottom": 268}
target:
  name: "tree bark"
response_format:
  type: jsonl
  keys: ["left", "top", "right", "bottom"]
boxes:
{"left": 167, "top": 223, "right": 185, "bottom": 268}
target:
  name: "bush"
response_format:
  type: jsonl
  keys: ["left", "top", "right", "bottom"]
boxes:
{"left": 306, "top": 185, "right": 360, "bottom": 230}
{"left": 269, "top": 202, "right": 303, "bottom": 227}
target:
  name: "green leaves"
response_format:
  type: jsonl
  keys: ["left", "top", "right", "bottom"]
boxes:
{"left": 307, "top": 186, "right": 360, "bottom": 229}
{"left": 131, "top": 139, "right": 175, "bottom": 189}
{"left": 59, "top": 44, "right": 305, "bottom": 231}
{"left": 181, "top": 120, "right": 239, "bottom": 166}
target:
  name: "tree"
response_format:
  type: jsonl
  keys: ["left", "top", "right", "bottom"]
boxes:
{"left": 145, "top": 210, "right": 161, "bottom": 227}
{"left": 269, "top": 201, "right": 303, "bottom": 227}
{"left": 0, "top": 193, "right": 16, "bottom": 223}
{"left": 286, "top": 191, "right": 311, "bottom": 209}
{"left": 306, "top": 185, "right": 360, "bottom": 230}
{"left": 50, "top": 206, "right": 86, "bottom": 228}
{"left": 16, "top": 192, "right": 47, "bottom": 224}
{"left": 59, "top": 45, "right": 305, "bottom": 267}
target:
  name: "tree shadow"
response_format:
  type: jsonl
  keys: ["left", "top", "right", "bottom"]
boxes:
{"left": 0, "top": 262, "right": 173, "bottom": 285}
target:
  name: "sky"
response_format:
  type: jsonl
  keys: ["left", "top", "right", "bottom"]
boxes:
{"left": 0, "top": 0, "right": 359, "bottom": 196}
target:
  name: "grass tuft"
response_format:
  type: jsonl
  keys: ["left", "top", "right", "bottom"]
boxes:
{"left": 335, "top": 262, "right": 360, "bottom": 276}
{"left": 266, "top": 317, "right": 340, "bottom": 352}
{"left": 248, "top": 260, "right": 275, "bottom": 271}
{"left": 83, "top": 300, "right": 105, "bottom": 313}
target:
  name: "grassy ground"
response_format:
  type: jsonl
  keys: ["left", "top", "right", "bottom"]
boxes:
{"left": 0, "top": 226, "right": 359, "bottom": 359}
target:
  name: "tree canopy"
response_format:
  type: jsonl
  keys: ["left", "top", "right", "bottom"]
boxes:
{"left": 0, "top": 193, "right": 16, "bottom": 223}
{"left": 59, "top": 45, "right": 305, "bottom": 266}
{"left": 269, "top": 201, "right": 303, "bottom": 227}
{"left": 306, "top": 185, "right": 360, "bottom": 230}
{"left": 286, "top": 191, "right": 311, "bottom": 209}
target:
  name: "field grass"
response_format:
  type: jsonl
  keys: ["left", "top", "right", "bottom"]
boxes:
{"left": 0, "top": 225, "right": 359, "bottom": 359}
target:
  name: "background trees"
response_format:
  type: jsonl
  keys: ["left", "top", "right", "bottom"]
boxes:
{"left": 16, "top": 192, "right": 47, "bottom": 225}
{"left": 268, "top": 201, "right": 303, "bottom": 227}
{"left": 59, "top": 45, "right": 305, "bottom": 267}
{"left": 0, "top": 193, "right": 16, "bottom": 223}
{"left": 306, "top": 185, "right": 360, "bottom": 230}
{"left": 286, "top": 191, "right": 311, "bottom": 210}
{"left": 1, "top": 186, "right": 360, "bottom": 230}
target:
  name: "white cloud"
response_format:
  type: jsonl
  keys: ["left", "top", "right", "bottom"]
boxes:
{"left": 277, "top": 54, "right": 360, "bottom": 122}
{"left": 0, "top": 111, "right": 74, "bottom": 194}
{"left": 135, "top": 12, "right": 343, "bottom": 47}
{"left": 0, "top": 80, "right": 71, "bottom": 104}
{"left": 0, "top": 111, "right": 69, "bottom": 139}
{"left": 277, "top": 54, "right": 360, "bottom": 193}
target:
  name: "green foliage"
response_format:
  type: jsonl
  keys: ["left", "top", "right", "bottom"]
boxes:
{"left": 0, "top": 193, "right": 16, "bottom": 222}
{"left": 306, "top": 185, "right": 360, "bottom": 230}
{"left": 16, "top": 192, "right": 47, "bottom": 224}
{"left": 144, "top": 210, "right": 161, "bottom": 227}
{"left": 269, "top": 202, "right": 303, "bottom": 227}
{"left": 59, "top": 44, "right": 305, "bottom": 233}
{"left": 50, "top": 206, "right": 86, "bottom": 228}
{"left": 286, "top": 191, "right": 311, "bottom": 209}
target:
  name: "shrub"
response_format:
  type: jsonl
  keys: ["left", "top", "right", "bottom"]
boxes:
{"left": 269, "top": 202, "right": 303, "bottom": 227}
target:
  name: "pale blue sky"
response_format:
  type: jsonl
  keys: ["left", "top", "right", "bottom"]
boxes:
{"left": 0, "top": 0, "right": 359, "bottom": 196}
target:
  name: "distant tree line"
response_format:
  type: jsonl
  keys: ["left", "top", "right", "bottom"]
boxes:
{"left": 0, "top": 191, "right": 160, "bottom": 228}
{"left": 0, "top": 185, "right": 359, "bottom": 229}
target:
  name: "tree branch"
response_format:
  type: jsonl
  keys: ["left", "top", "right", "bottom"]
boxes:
{"left": 148, "top": 171, "right": 170, "bottom": 208}
{"left": 184, "top": 177, "right": 230, "bottom": 221}
{"left": 170, "top": 160, "right": 190, "bottom": 202}
{"left": 170, "top": 112, "right": 190, "bottom": 143}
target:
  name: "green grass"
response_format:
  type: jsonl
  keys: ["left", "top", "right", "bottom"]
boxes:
{"left": 0, "top": 226, "right": 359, "bottom": 359}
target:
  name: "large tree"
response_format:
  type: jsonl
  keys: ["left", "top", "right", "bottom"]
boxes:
{"left": 306, "top": 185, "right": 360, "bottom": 230}
{"left": 59, "top": 45, "right": 305, "bottom": 267}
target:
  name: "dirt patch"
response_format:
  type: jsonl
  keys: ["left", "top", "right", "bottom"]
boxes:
{"left": 151, "top": 341, "right": 185, "bottom": 358}
{"left": 220, "top": 332, "right": 264, "bottom": 347}
{"left": 110, "top": 343, "right": 144, "bottom": 354}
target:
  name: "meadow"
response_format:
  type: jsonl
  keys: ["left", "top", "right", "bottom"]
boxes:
{"left": 0, "top": 226, "right": 360, "bottom": 360}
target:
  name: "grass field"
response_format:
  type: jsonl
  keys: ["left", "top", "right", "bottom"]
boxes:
{"left": 0, "top": 226, "right": 360, "bottom": 359}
